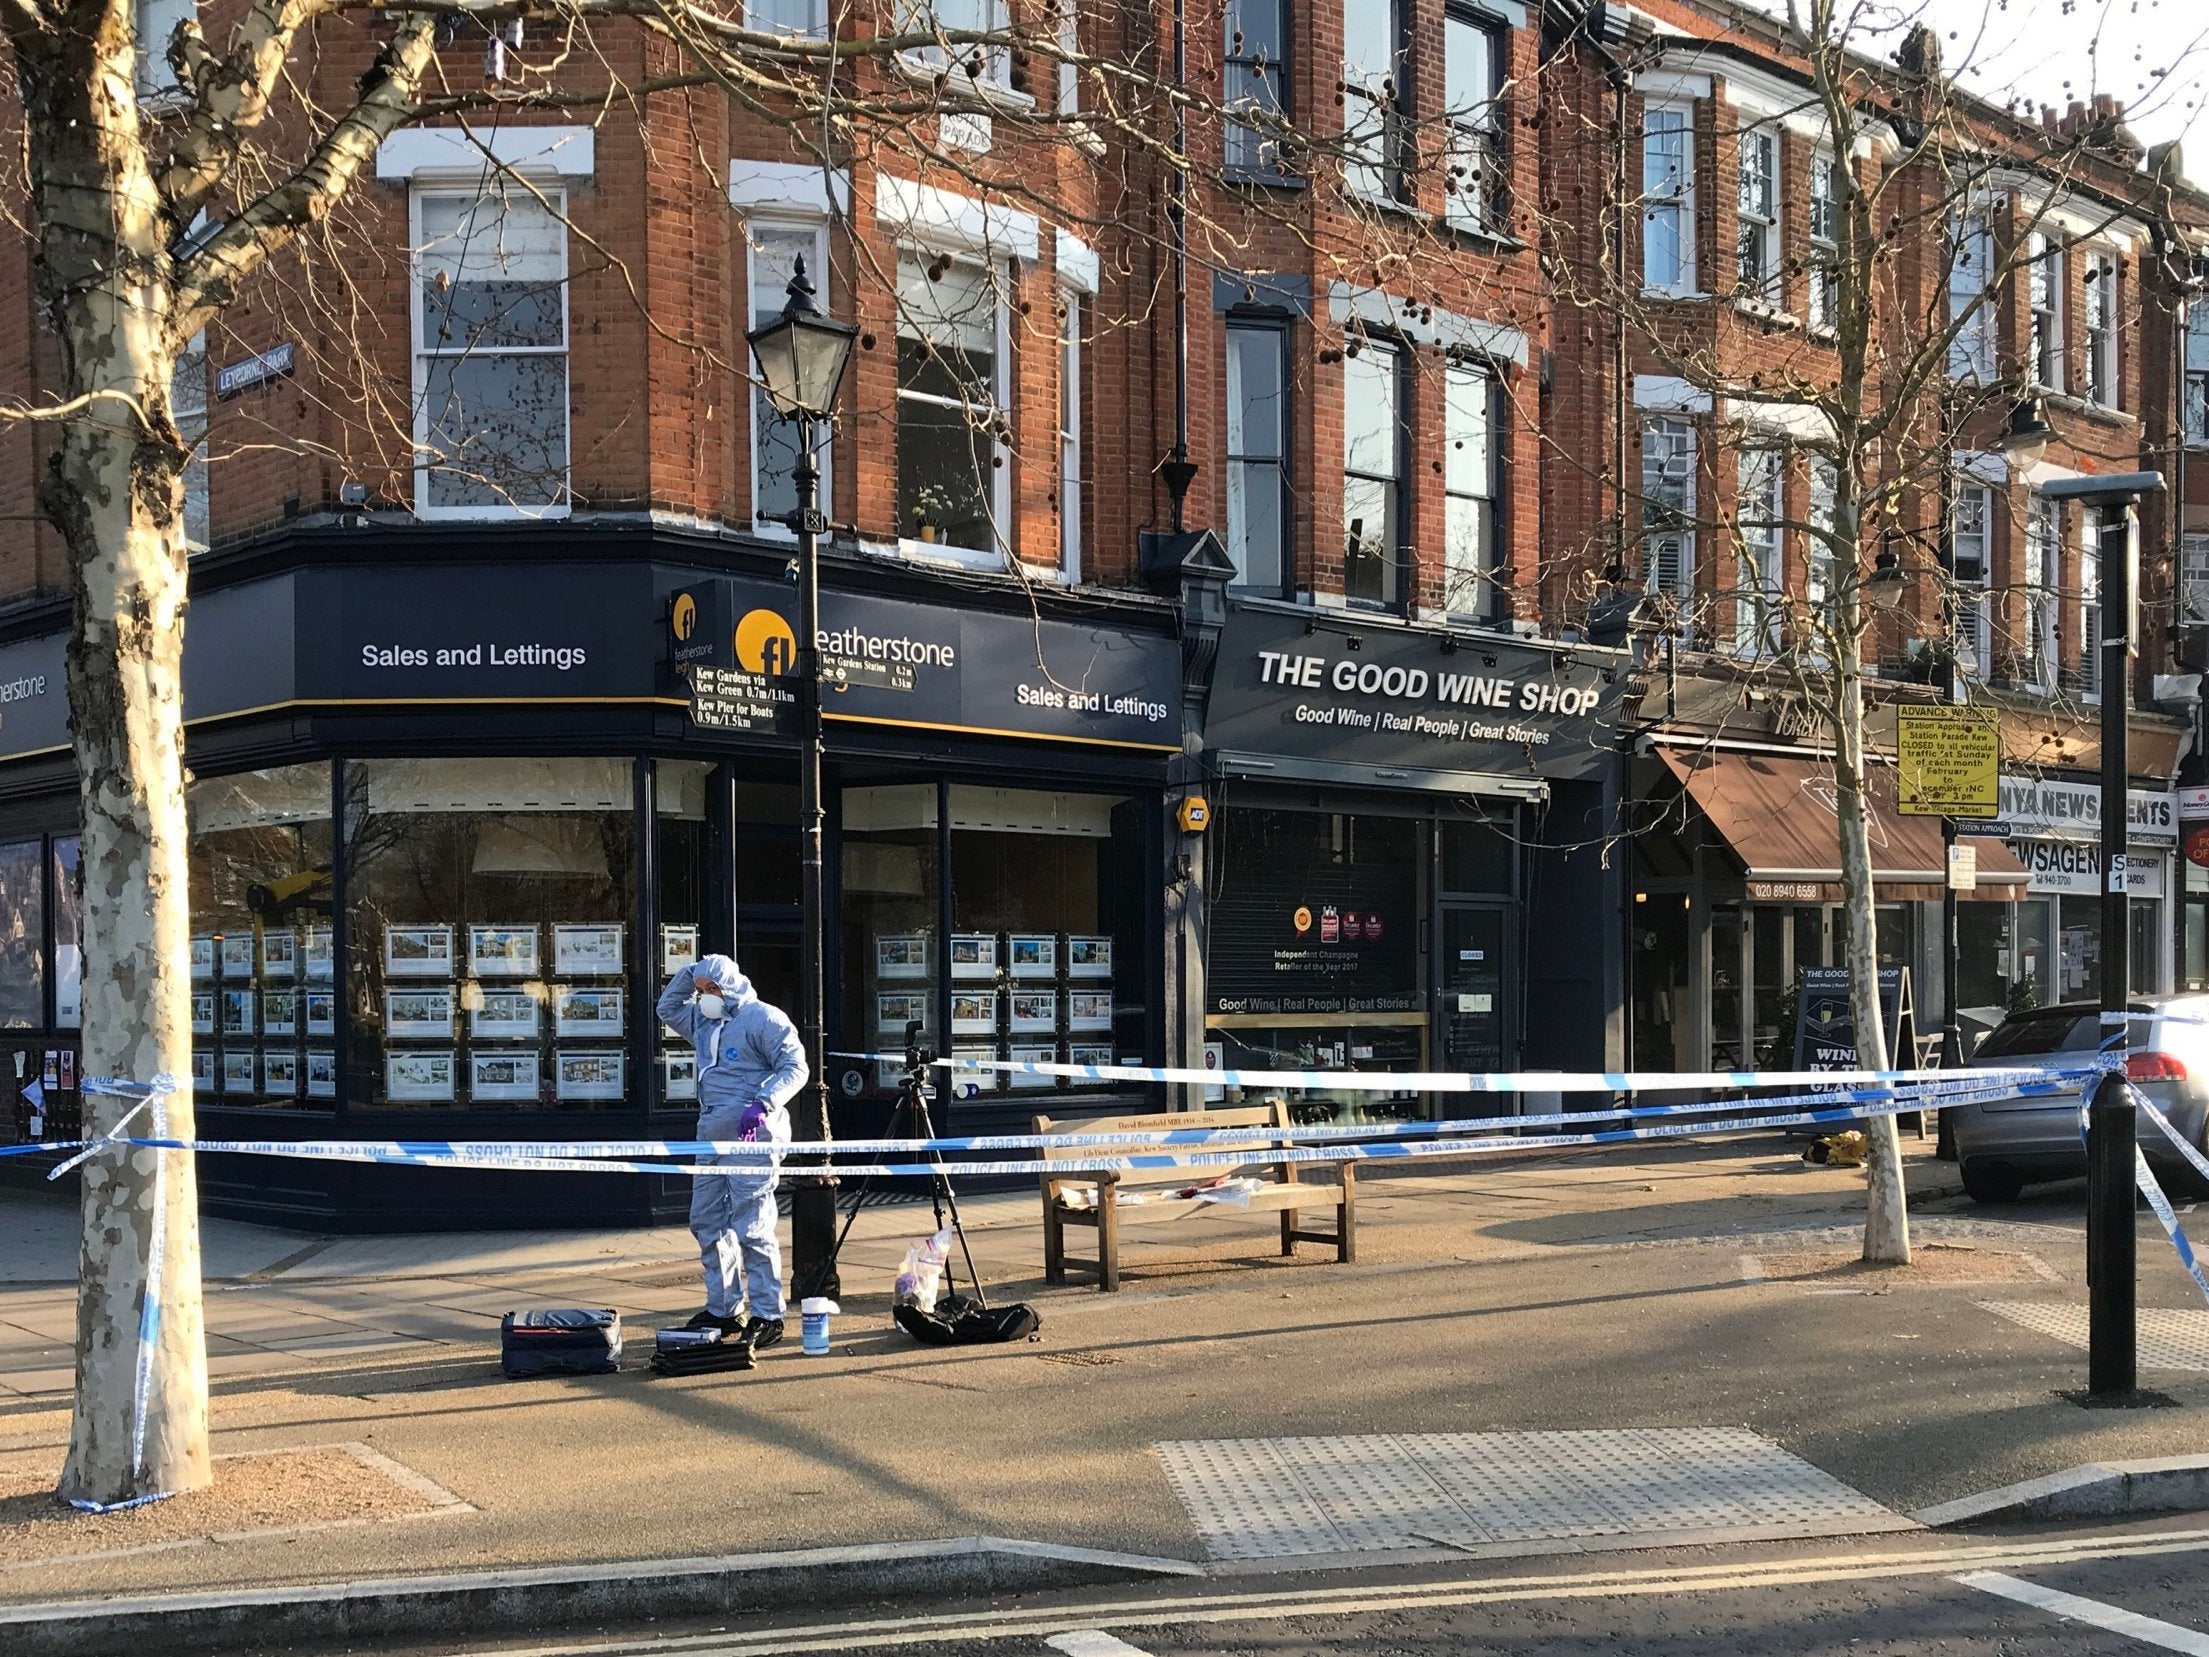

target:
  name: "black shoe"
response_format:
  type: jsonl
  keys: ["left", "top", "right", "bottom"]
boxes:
{"left": 738, "top": 1316, "right": 784, "bottom": 1351}
{"left": 683, "top": 1308, "right": 744, "bottom": 1337}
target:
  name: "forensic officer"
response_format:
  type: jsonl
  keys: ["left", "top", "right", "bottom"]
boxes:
{"left": 656, "top": 954, "right": 807, "bottom": 1349}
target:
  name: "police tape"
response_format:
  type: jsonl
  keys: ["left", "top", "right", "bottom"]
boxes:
{"left": 73, "top": 1083, "right": 2054, "bottom": 1181}
{"left": 2083, "top": 1086, "right": 2209, "bottom": 1313}
{"left": 838, "top": 1051, "right": 2093, "bottom": 1095}
{"left": 0, "top": 1072, "right": 2078, "bottom": 1169}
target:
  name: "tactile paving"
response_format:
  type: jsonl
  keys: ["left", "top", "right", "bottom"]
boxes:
{"left": 1152, "top": 1428, "right": 1899, "bottom": 1560}
{"left": 1979, "top": 1300, "right": 2209, "bottom": 1371}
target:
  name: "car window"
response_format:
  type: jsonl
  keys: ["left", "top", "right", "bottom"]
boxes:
{"left": 1975, "top": 1010, "right": 2102, "bottom": 1057}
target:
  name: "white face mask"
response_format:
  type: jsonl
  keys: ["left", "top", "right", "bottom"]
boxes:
{"left": 695, "top": 993, "right": 727, "bottom": 1022}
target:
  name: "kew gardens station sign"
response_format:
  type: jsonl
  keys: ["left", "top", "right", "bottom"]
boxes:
{"left": 1205, "top": 604, "right": 1621, "bottom": 785}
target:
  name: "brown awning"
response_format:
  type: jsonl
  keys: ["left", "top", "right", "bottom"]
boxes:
{"left": 1657, "top": 747, "right": 2029, "bottom": 900}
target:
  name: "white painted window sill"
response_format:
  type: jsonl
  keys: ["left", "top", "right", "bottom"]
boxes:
{"left": 893, "top": 51, "right": 1034, "bottom": 116}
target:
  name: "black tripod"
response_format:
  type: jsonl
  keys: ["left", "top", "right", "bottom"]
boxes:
{"left": 830, "top": 1021, "right": 985, "bottom": 1307}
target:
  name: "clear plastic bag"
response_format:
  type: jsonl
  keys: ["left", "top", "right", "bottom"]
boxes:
{"left": 894, "top": 1227, "right": 953, "bottom": 1308}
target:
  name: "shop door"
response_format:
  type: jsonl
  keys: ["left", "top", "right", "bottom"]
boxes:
{"left": 1440, "top": 905, "right": 1510, "bottom": 1074}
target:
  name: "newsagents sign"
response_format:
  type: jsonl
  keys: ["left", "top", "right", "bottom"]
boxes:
{"left": 1203, "top": 603, "right": 1619, "bottom": 782}
{"left": 1965, "top": 775, "right": 2177, "bottom": 845}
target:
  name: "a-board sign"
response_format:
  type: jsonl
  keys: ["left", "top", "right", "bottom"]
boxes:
{"left": 1895, "top": 705, "right": 2000, "bottom": 818}
{"left": 1792, "top": 965, "right": 1913, "bottom": 1075}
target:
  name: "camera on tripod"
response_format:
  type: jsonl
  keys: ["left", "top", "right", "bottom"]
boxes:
{"left": 901, "top": 1019, "right": 936, "bottom": 1094}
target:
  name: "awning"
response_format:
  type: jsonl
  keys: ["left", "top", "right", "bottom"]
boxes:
{"left": 1657, "top": 748, "right": 2029, "bottom": 901}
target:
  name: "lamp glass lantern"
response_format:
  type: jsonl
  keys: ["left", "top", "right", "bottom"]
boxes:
{"left": 1994, "top": 391, "right": 2053, "bottom": 473}
{"left": 746, "top": 257, "right": 857, "bottom": 422}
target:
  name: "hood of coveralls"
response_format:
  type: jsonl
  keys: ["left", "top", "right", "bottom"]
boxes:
{"left": 693, "top": 955, "right": 757, "bottom": 1007}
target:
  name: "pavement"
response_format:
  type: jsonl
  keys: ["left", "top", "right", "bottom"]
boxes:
{"left": 4, "top": 1130, "right": 2209, "bottom": 1626}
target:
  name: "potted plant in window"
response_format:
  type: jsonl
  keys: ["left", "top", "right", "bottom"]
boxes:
{"left": 910, "top": 484, "right": 958, "bottom": 544}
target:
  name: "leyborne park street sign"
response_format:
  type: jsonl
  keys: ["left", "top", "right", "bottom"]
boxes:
{"left": 1895, "top": 705, "right": 2000, "bottom": 818}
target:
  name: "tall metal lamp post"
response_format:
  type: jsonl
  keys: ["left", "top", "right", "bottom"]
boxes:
{"left": 747, "top": 258, "right": 857, "bottom": 1301}
{"left": 2036, "top": 467, "right": 2166, "bottom": 1399}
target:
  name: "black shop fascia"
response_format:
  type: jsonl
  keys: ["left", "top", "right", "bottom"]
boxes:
{"left": 0, "top": 524, "right": 1183, "bottom": 1231}
{"left": 1191, "top": 599, "right": 1629, "bottom": 1104}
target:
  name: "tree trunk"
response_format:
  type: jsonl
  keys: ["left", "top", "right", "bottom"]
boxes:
{"left": 1831, "top": 609, "right": 1912, "bottom": 1268}
{"left": 7, "top": 3, "right": 213, "bottom": 1505}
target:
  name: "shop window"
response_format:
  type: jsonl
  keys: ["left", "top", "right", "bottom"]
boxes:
{"left": 346, "top": 758, "right": 636, "bottom": 1110}
{"left": 841, "top": 784, "right": 944, "bottom": 1090}
{"left": 52, "top": 837, "right": 80, "bottom": 1030}
{"left": 1225, "top": 317, "right": 1290, "bottom": 591}
{"left": 1442, "top": 357, "right": 1498, "bottom": 617}
{"left": 655, "top": 761, "right": 712, "bottom": 1110}
{"left": 895, "top": 248, "right": 1007, "bottom": 557}
{"left": 1224, "top": 0, "right": 1289, "bottom": 175}
{"left": 187, "top": 765, "right": 334, "bottom": 1108}
{"left": 1342, "top": 337, "right": 1405, "bottom": 609}
{"left": 1641, "top": 104, "right": 1695, "bottom": 294}
{"left": 1342, "top": 0, "right": 1407, "bottom": 202}
{"left": 412, "top": 186, "right": 570, "bottom": 516}
{"left": 1947, "top": 211, "right": 1994, "bottom": 382}
{"left": 748, "top": 220, "right": 833, "bottom": 536}
{"left": 0, "top": 840, "right": 43, "bottom": 1030}
{"left": 1807, "top": 150, "right": 1837, "bottom": 329}
{"left": 1442, "top": 8, "right": 1504, "bottom": 235}
{"left": 1734, "top": 127, "right": 1779, "bottom": 305}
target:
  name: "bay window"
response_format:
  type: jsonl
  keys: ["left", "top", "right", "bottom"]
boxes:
{"left": 413, "top": 187, "right": 570, "bottom": 516}
{"left": 1224, "top": 0, "right": 1288, "bottom": 174}
{"left": 1342, "top": 339, "right": 1405, "bottom": 608}
{"left": 1225, "top": 317, "right": 1290, "bottom": 590}
{"left": 1442, "top": 357, "right": 1498, "bottom": 617}
{"left": 1735, "top": 127, "right": 1779, "bottom": 304}
{"left": 895, "top": 248, "right": 1008, "bottom": 557}
{"left": 1642, "top": 105, "right": 1695, "bottom": 293}
{"left": 747, "top": 220, "right": 833, "bottom": 535}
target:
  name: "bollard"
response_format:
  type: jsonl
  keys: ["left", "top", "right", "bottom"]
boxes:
{"left": 800, "top": 1296, "right": 839, "bottom": 1355}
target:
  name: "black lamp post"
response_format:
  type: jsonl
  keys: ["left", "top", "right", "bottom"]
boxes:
{"left": 2036, "top": 468, "right": 2166, "bottom": 1400}
{"left": 747, "top": 257, "right": 857, "bottom": 1302}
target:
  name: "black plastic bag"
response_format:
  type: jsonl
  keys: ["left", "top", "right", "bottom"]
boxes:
{"left": 894, "top": 1295, "right": 1040, "bottom": 1345}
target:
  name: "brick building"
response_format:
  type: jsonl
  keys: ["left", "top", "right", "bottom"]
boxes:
{"left": 0, "top": 0, "right": 2200, "bottom": 1224}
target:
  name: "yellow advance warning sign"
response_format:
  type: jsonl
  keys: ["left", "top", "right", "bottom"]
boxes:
{"left": 1895, "top": 705, "right": 2000, "bottom": 817}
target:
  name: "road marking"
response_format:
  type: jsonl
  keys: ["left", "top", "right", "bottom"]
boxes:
{"left": 1046, "top": 1635, "right": 1155, "bottom": 1657}
{"left": 1958, "top": 1572, "right": 2209, "bottom": 1654}
{"left": 471, "top": 1527, "right": 2209, "bottom": 1657}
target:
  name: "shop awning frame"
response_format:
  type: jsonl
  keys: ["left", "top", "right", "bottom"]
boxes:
{"left": 1213, "top": 749, "right": 1549, "bottom": 802}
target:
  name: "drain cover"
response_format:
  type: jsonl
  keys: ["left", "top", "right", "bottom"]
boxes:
{"left": 1980, "top": 1301, "right": 2209, "bottom": 1371}
{"left": 1154, "top": 1429, "right": 1903, "bottom": 1561}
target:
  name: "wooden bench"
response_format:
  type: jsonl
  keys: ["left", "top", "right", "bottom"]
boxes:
{"left": 1035, "top": 1102, "right": 1356, "bottom": 1291}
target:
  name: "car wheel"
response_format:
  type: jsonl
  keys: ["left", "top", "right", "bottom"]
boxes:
{"left": 1961, "top": 1161, "right": 2025, "bottom": 1204}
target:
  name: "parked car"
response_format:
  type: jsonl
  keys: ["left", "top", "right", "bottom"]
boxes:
{"left": 1953, "top": 996, "right": 2209, "bottom": 1203}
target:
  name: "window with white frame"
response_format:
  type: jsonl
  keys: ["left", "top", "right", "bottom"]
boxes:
{"left": 1808, "top": 149, "right": 1838, "bottom": 330}
{"left": 895, "top": 247, "right": 1007, "bottom": 555}
{"left": 2188, "top": 287, "right": 2209, "bottom": 444}
{"left": 1058, "top": 287, "right": 1082, "bottom": 578}
{"left": 1342, "top": 337, "right": 1405, "bottom": 608}
{"left": 1733, "top": 447, "right": 1782, "bottom": 655}
{"left": 1343, "top": 0, "right": 1407, "bottom": 201}
{"left": 1642, "top": 105, "right": 1695, "bottom": 294}
{"left": 2020, "top": 497, "right": 2058, "bottom": 690}
{"left": 173, "top": 332, "right": 208, "bottom": 552}
{"left": 1640, "top": 417, "right": 1696, "bottom": 608}
{"left": 747, "top": 220, "right": 832, "bottom": 536}
{"left": 746, "top": 0, "right": 825, "bottom": 35}
{"left": 1806, "top": 454, "right": 1839, "bottom": 630}
{"left": 2028, "top": 232, "right": 2063, "bottom": 390}
{"left": 2078, "top": 511, "right": 2103, "bottom": 698}
{"left": 1952, "top": 484, "right": 1991, "bottom": 678}
{"left": 1735, "top": 127, "right": 1779, "bottom": 305}
{"left": 2183, "top": 532, "right": 2209, "bottom": 627}
{"left": 1225, "top": 317, "right": 1289, "bottom": 591}
{"left": 2084, "top": 250, "right": 2119, "bottom": 408}
{"left": 899, "top": 0, "right": 1010, "bottom": 89}
{"left": 412, "top": 186, "right": 570, "bottom": 516}
{"left": 1442, "top": 356, "right": 1498, "bottom": 616}
{"left": 1443, "top": 7, "right": 1504, "bottom": 235}
{"left": 1947, "top": 212, "right": 1994, "bottom": 381}
{"left": 136, "top": 0, "right": 192, "bottom": 95}
{"left": 1224, "top": 0, "right": 1289, "bottom": 174}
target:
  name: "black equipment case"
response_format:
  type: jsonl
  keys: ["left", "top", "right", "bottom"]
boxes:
{"left": 500, "top": 1308, "right": 623, "bottom": 1377}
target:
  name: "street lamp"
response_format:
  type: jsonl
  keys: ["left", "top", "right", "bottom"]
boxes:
{"left": 2035, "top": 469, "right": 2166, "bottom": 1401}
{"left": 1995, "top": 392, "right": 2055, "bottom": 472}
{"left": 747, "top": 258, "right": 857, "bottom": 1303}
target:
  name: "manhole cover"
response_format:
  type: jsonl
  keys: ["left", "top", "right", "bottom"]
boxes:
{"left": 1153, "top": 1429, "right": 1904, "bottom": 1561}
{"left": 1979, "top": 1301, "right": 2209, "bottom": 1370}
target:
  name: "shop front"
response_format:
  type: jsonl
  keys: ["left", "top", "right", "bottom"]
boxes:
{"left": 0, "top": 528, "right": 1182, "bottom": 1228}
{"left": 1190, "top": 600, "right": 1628, "bottom": 1118}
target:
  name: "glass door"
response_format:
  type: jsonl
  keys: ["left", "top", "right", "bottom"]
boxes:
{"left": 1440, "top": 904, "right": 1510, "bottom": 1076}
